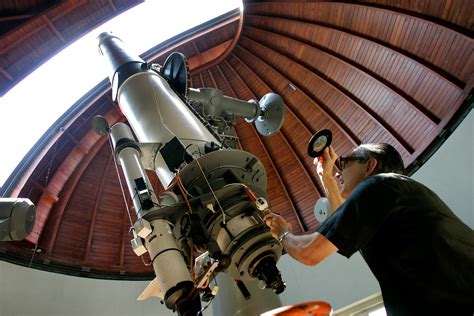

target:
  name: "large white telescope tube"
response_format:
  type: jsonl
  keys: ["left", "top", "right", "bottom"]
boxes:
{"left": 98, "top": 33, "right": 220, "bottom": 187}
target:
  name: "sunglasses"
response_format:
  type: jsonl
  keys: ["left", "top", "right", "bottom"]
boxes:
{"left": 336, "top": 156, "right": 368, "bottom": 170}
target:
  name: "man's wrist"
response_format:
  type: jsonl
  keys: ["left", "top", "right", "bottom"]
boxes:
{"left": 278, "top": 230, "right": 290, "bottom": 243}
{"left": 321, "top": 173, "right": 336, "bottom": 183}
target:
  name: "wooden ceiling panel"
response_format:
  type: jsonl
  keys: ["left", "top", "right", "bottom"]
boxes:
{"left": 34, "top": 116, "right": 121, "bottom": 250}
{"left": 45, "top": 1, "right": 132, "bottom": 41}
{"left": 1, "top": 20, "right": 63, "bottom": 77}
{"left": 232, "top": 43, "right": 359, "bottom": 159}
{"left": 82, "top": 151, "right": 116, "bottom": 267}
{"left": 173, "top": 43, "right": 199, "bottom": 60}
{"left": 245, "top": 2, "right": 473, "bottom": 86}
{"left": 31, "top": 138, "right": 76, "bottom": 188}
{"left": 199, "top": 69, "right": 214, "bottom": 87}
{"left": 245, "top": 16, "right": 464, "bottom": 123}
{"left": 0, "top": 0, "right": 140, "bottom": 95}
{"left": 17, "top": 95, "right": 116, "bottom": 206}
{"left": 208, "top": 66, "right": 235, "bottom": 97}
{"left": 188, "top": 40, "right": 233, "bottom": 70}
{"left": 50, "top": 145, "right": 111, "bottom": 259}
{"left": 349, "top": 0, "right": 474, "bottom": 32}
{"left": 237, "top": 33, "right": 414, "bottom": 163}
{"left": 229, "top": 46, "right": 329, "bottom": 196}
{"left": 216, "top": 60, "right": 306, "bottom": 233}
{"left": 194, "top": 20, "right": 239, "bottom": 52}
{"left": 147, "top": 16, "right": 240, "bottom": 71}
{"left": 0, "top": 0, "right": 60, "bottom": 36}
{"left": 191, "top": 73, "right": 204, "bottom": 88}
{"left": 260, "top": 131, "right": 319, "bottom": 230}
{"left": 241, "top": 12, "right": 470, "bottom": 161}
{"left": 226, "top": 52, "right": 321, "bottom": 230}
{"left": 66, "top": 96, "right": 116, "bottom": 142}
{"left": 0, "top": 0, "right": 57, "bottom": 13}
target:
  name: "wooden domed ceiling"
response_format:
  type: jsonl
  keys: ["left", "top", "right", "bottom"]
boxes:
{"left": 0, "top": 0, "right": 472, "bottom": 279}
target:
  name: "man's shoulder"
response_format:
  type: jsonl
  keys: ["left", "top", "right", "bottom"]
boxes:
{"left": 360, "top": 173, "right": 416, "bottom": 194}
{"left": 372, "top": 172, "right": 408, "bottom": 180}
{"left": 368, "top": 173, "right": 412, "bottom": 185}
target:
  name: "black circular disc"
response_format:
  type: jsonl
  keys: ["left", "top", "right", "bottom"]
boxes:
{"left": 307, "top": 129, "right": 332, "bottom": 157}
{"left": 161, "top": 52, "right": 190, "bottom": 97}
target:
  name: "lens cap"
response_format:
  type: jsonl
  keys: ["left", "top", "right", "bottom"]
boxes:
{"left": 307, "top": 129, "right": 332, "bottom": 157}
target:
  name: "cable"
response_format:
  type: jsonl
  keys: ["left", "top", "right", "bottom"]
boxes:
{"left": 44, "top": 140, "right": 59, "bottom": 187}
{"left": 199, "top": 299, "right": 214, "bottom": 313}
{"left": 28, "top": 140, "right": 59, "bottom": 267}
{"left": 180, "top": 138, "right": 211, "bottom": 144}
{"left": 199, "top": 273, "right": 218, "bottom": 314}
{"left": 163, "top": 176, "right": 178, "bottom": 192}
{"left": 175, "top": 171, "right": 195, "bottom": 198}
{"left": 28, "top": 244, "right": 38, "bottom": 268}
{"left": 183, "top": 143, "right": 228, "bottom": 224}
{"left": 184, "top": 143, "right": 203, "bottom": 160}
{"left": 223, "top": 183, "right": 258, "bottom": 202}
{"left": 190, "top": 241, "right": 195, "bottom": 282}
{"left": 193, "top": 154, "right": 227, "bottom": 225}
{"left": 176, "top": 173, "right": 193, "bottom": 213}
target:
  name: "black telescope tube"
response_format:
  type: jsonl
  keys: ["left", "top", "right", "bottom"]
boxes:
{"left": 97, "top": 32, "right": 146, "bottom": 100}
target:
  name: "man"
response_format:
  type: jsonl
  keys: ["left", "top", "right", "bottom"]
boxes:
{"left": 264, "top": 143, "right": 474, "bottom": 315}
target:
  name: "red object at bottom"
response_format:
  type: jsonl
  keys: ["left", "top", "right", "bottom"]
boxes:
{"left": 261, "top": 301, "right": 332, "bottom": 316}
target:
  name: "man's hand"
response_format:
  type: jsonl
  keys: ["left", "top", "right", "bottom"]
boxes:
{"left": 315, "top": 146, "right": 338, "bottom": 178}
{"left": 314, "top": 146, "right": 345, "bottom": 211}
{"left": 264, "top": 210, "right": 338, "bottom": 266}
{"left": 263, "top": 212, "right": 292, "bottom": 240}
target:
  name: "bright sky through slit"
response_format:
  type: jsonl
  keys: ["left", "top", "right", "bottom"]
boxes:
{"left": 0, "top": 0, "right": 242, "bottom": 188}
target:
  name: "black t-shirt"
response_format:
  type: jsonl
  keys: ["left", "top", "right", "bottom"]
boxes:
{"left": 317, "top": 173, "right": 474, "bottom": 315}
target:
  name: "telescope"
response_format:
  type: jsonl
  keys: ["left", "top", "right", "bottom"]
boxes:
{"left": 0, "top": 198, "right": 35, "bottom": 241}
{"left": 97, "top": 32, "right": 287, "bottom": 316}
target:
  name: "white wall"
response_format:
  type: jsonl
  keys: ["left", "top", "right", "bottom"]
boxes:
{"left": 1, "top": 111, "right": 472, "bottom": 315}
{"left": 0, "top": 264, "right": 171, "bottom": 316}
{"left": 411, "top": 110, "right": 473, "bottom": 226}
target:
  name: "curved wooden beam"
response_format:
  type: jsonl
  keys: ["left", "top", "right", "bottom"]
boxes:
{"left": 38, "top": 110, "right": 123, "bottom": 251}
{"left": 82, "top": 150, "right": 114, "bottom": 266}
